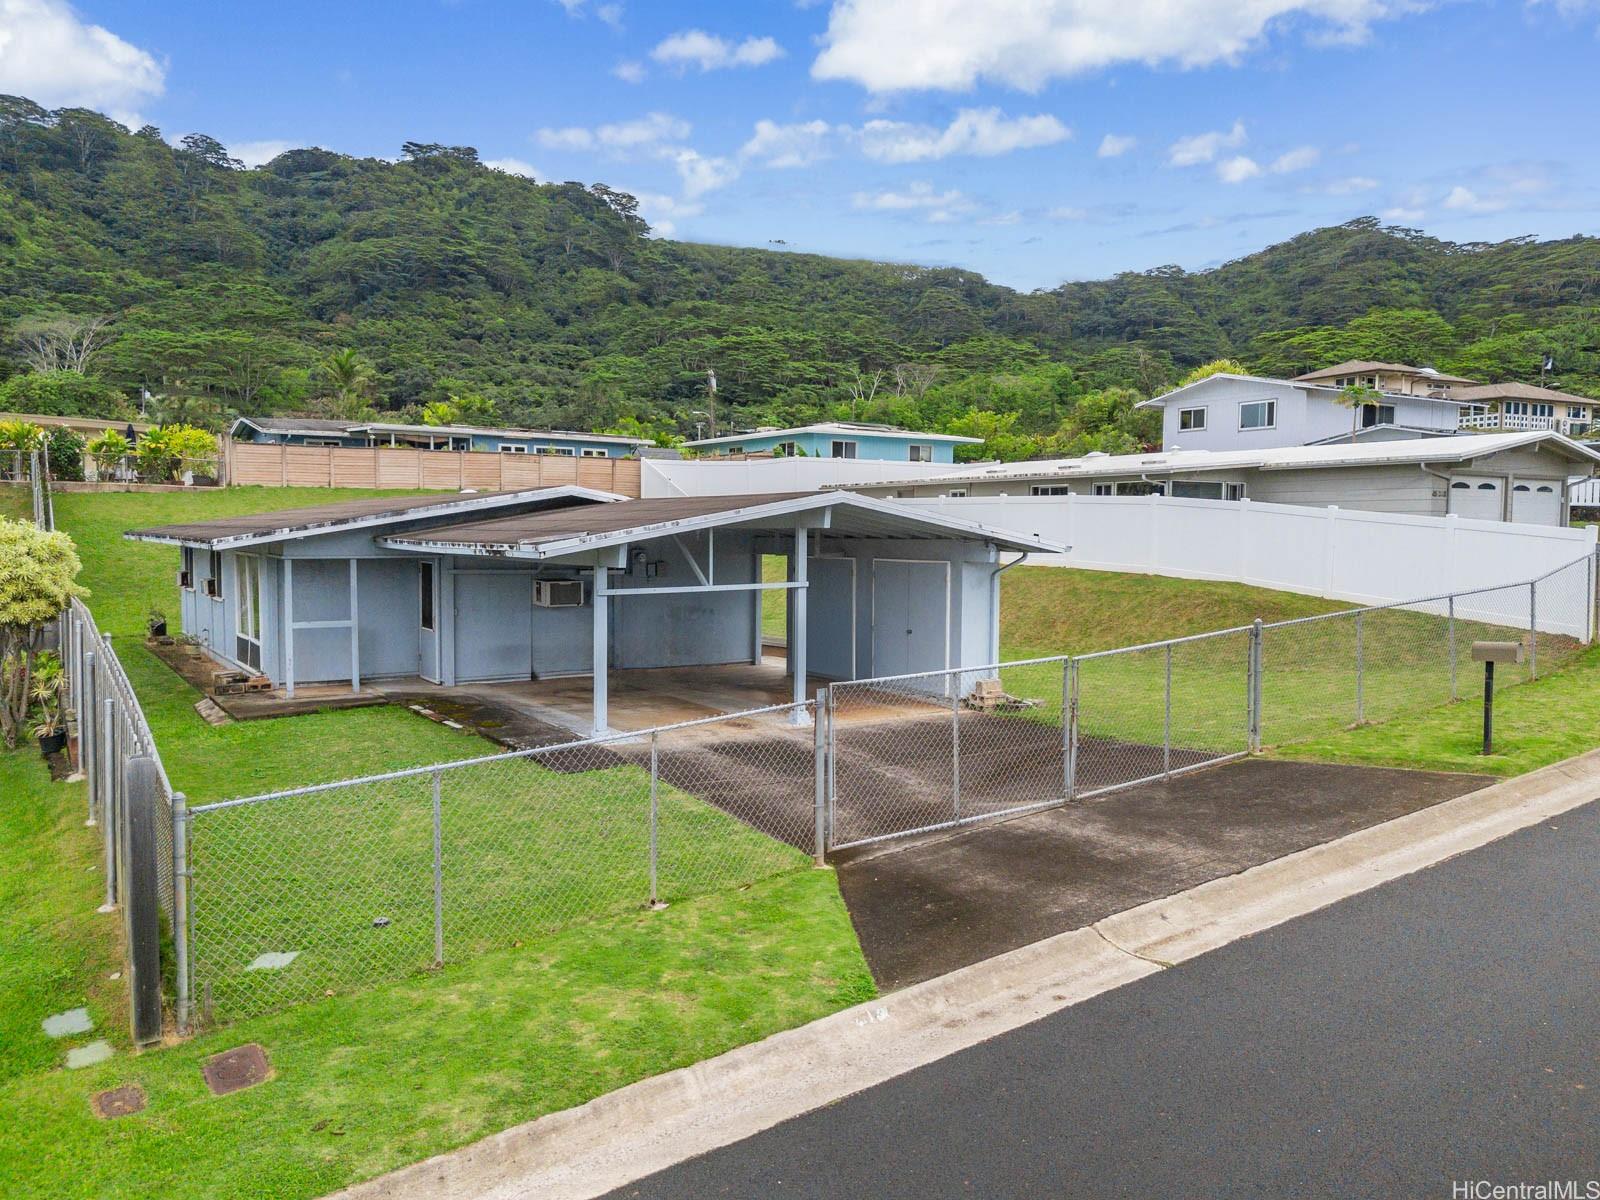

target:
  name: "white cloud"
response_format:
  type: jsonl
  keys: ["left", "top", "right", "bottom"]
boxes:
{"left": 1269, "top": 145, "right": 1319, "bottom": 173}
{"left": 1442, "top": 184, "right": 1506, "bottom": 213}
{"left": 0, "top": 0, "right": 164, "bottom": 115}
{"left": 858, "top": 107, "right": 1069, "bottom": 162}
{"left": 666, "top": 146, "right": 739, "bottom": 197}
{"left": 1097, "top": 133, "right": 1136, "bottom": 158}
{"left": 852, "top": 180, "right": 973, "bottom": 223}
{"left": 1048, "top": 205, "right": 1089, "bottom": 220}
{"left": 230, "top": 139, "right": 299, "bottom": 169}
{"left": 1381, "top": 206, "right": 1425, "bottom": 221}
{"left": 811, "top": 0, "right": 1418, "bottom": 93}
{"left": 1168, "top": 120, "right": 1246, "bottom": 166}
{"left": 632, "top": 191, "right": 703, "bottom": 238}
{"left": 536, "top": 111, "right": 691, "bottom": 152}
{"left": 1216, "top": 154, "right": 1262, "bottom": 183}
{"left": 612, "top": 60, "right": 647, "bottom": 84}
{"left": 553, "top": 0, "right": 622, "bottom": 28}
{"left": 741, "top": 118, "right": 833, "bottom": 167}
{"left": 650, "top": 29, "right": 784, "bottom": 71}
{"left": 484, "top": 157, "right": 540, "bottom": 178}
{"left": 1317, "top": 175, "right": 1378, "bottom": 194}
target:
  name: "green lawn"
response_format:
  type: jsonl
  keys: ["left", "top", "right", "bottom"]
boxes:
{"left": 0, "top": 747, "right": 869, "bottom": 1200}
{"left": 5, "top": 484, "right": 875, "bottom": 1199}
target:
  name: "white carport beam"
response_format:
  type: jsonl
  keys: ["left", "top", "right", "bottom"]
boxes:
{"left": 349, "top": 558, "right": 360, "bottom": 694}
{"left": 592, "top": 563, "right": 608, "bottom": 737}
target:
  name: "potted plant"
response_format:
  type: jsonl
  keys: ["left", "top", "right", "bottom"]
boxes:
{"left": 29, "top": 652, "right": 67, "bottom": 757}
{"left": 147, "top": 607, "right": 168, "bottom": 639}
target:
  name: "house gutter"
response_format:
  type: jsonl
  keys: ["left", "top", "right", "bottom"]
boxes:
{"left": 988, "top": 550, "right": 1032, "bottom": 663}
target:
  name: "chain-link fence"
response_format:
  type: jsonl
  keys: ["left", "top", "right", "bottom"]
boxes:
{"left": 182, "top": 701, "right": 822, "bottom": 1027}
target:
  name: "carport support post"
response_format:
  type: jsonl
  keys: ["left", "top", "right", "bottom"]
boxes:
{"left": 789, "top": 523, "right": 810, "bottom": 724}
{"left": 591, "top": 557, "right": 612, "bottom": 737}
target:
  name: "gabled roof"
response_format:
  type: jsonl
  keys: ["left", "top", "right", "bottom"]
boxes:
{"left": 1294, "top": 361, "right": 1477, "bottom": 386}
{"left": 1138, "top": 372, "right": 1472, "bottom": 409}
{"left": 1447, "top": 381, "right": 1598, "bottom": 406}
{"left": 838, "top": 431, "right": 1600, "bottom": 490}
{"left": 377, "top": 491, "right": 1065, "bottom": 559}
{"left": 683, "top": 423, "right": 983, "bottom": 449}
{"left": 123, "top": 486, "right": 624, "bottom": 549}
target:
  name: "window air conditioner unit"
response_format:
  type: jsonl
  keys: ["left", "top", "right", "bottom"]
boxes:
{"left": 204, "top": 577, "right": 222, "bottom": 599}
{"left": 178, "top": 569, "right": 193, "bottom": 589}
{"left": 533, "top": 579, "right": 585, "bottom": 608}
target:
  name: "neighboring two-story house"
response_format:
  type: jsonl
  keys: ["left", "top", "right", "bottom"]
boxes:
{"left": 681, "top": 422, "right": 982, "bottom": 464}
{"left": 1136, "top": 372, "right": 1469, "bottom": 453}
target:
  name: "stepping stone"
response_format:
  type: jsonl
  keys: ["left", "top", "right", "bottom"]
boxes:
{"left": 66, "top": 1041, "right": 113, "bottom": 1069}
{"left": 42, "top": 1007, "right": 93, "bottom": 1038}
{"left": 92, "top": 1085, "right": 147, "bottom": 1119}
{"left": 246, "top": 951, "right": 299, "bottom": 971}
{"left": 202, "top": 1044, "right": 272, "bottom": 1096}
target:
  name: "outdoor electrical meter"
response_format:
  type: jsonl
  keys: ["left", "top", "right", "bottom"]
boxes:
{"left": 1470, "top": 641, "right": 1524, "bottom": 755}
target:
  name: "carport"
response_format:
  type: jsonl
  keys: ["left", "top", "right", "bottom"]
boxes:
{"left": 378, "top": 492, "right": 1063, "bottom": 735}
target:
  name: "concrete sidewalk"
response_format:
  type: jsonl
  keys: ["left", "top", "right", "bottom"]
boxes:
{"left": 330, "top": 750, "right": 1600, "bottom": 1200}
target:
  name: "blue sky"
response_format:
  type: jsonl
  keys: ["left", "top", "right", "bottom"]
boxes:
{"left": 5, "top": 0, "right": 1599, "bottom": 289}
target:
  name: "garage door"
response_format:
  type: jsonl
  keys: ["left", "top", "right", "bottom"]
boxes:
{"left": 1447, "top": 476, "right": 1504, "bottom": 521}
{"left": 871, "top": 559, "right": 949, "bottom": 679}
{"left": 1510, "top": 481, "right": 1562, "bottom": 526}
{"left": 454, "top": 572, "right": 532, "bottom": 682}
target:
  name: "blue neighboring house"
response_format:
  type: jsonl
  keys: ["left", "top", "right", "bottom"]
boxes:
{"left": 681, "top": 422, "right": 981, "bottom": 464}
{"left": 230, "top": 417, "right": 650, "bottom": 458}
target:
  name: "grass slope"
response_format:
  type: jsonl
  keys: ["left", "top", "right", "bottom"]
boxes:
{"left": 0, "top": 758, "right": 869, "bottom": 1199}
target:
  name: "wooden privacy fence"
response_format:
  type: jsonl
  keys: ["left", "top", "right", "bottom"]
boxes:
{"left": 224, "top": 440, "right": 643, "bottom": 496}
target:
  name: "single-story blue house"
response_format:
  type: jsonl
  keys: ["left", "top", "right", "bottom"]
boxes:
{"left": 125, "top": 487, "right": 1062, "bottom": 734}
{"left": 230, "top": 417, "right": 650, "bottom": 458}
{"left": 682, "top": 423, "right": 982, "bottom": 464}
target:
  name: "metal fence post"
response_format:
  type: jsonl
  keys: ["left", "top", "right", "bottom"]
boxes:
{"left": 1163, "top": 642, "right": 1173, "bottom": 778}
{"left": 812, "top": 690, "right": 827, "bottom": 865}
{"left": 1248, "top": 619, "right": 1263, "bottom": 753}
{"left": 950, "top": 673, "right": 962, "bottom": 821}
{"left": 1064, "top": 658, "right": 1079, "bottom": 800}
{"left": 1529, "top": 581, "right": 1538, "bottom": 680}
{"left": 648, "top": 732, "right": 663, "bottom": 907}
{"left": 431, "top": 769, "right": 444, "bottom": 967}
{"left": 826, "top": 685, "right": 838, "bottom": 846}
{"left": 1448, "top": 595, "right": 1458, "bottom": 702}
{"left": 99, "top": 696, "right": 117, "bottom": 911}
{"left": 123, "top": 756, "right": 164, "bottom": 1046}
{"left": 172, "top": 791, "right": 191, "bottom": 1036}
{"left": 81, "top": 648, "right": 97, "bottom": 824}
{"left": 1354, "top": 610, "right": 1365, "bottom": 725}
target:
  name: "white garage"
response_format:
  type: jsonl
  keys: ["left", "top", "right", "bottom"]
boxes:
{"left": 1447, "top": 476, "right": 1505, "bottom": 521}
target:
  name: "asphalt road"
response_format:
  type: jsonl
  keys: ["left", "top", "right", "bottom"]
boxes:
{"left": 606, "top": 799, "right": 1600, "bottom": 1200}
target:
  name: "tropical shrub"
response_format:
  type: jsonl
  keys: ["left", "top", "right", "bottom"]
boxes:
{"left": 0, "top": 519, "right": 87, "bottom": 748}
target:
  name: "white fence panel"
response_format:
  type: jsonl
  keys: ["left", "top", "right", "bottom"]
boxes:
{"left": 896, "top": 494, "right": 1597, "bottom": 635}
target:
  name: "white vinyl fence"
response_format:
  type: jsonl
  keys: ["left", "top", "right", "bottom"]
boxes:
{"left": 641, "top": 456, "right": 967, "bottom": 497}
{"left": 900, "top": 493, "right": 1598, "bottom": 637}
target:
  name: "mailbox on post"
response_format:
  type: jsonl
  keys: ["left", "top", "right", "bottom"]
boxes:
{"left": 1471, "top": 641, "right": 1524, "bottom": 755}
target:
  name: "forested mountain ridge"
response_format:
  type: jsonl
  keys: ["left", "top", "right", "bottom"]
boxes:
{"left": 2, "top": 96, "right": 1598, "bottom": 460}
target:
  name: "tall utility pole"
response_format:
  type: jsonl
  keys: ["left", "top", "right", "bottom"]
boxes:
{"left": 705, "top": 368, "right": 718, "bottom": 437}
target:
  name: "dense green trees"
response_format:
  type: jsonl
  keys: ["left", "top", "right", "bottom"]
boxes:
{"left": 2, "top": 97, "right": 1598, "bottom": 463}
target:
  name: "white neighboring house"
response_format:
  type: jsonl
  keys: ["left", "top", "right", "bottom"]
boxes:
{"left": 1137, "top": 371, "right": 1469, "bottom": 453}
{"left": 847, "top": 431, "right": 1600, "bottom": 526}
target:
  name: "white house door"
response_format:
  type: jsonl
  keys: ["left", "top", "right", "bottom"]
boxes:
{"left": 1510, "top": 481, "right": 1562, "bottom": 526}
{"left": 1448, "top": 475, "right": 1504, "bottom": 522}
{"left": 454, "top": 573, "right": 533, "bottom": 682}
{"left": 871, "top": 559, "right": 949, "bottom": 679}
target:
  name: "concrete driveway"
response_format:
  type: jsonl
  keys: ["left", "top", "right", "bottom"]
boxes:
{"left": 836, "top": 757, "right": 1493, "bottom": 990}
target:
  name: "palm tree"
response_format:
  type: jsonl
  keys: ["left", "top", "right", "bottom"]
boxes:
{"left": 1336, "top": 384, "right": 1384, "bottom": 444}
{"left": 316, "top": 349, "right": 376, "bottom": 420}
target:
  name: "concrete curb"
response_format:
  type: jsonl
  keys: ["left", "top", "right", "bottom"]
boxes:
{"left": 330, "top": 751, "right": 1600, "bottom": 1200}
